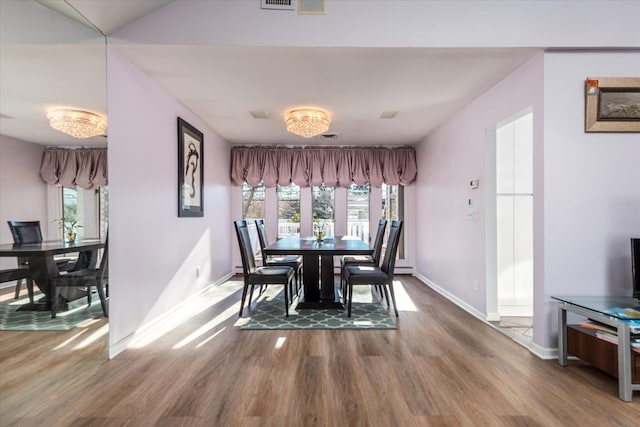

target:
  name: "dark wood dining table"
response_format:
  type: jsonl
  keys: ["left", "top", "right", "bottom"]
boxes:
{"left": 0, "top": 238, "right": 104, "bottom": 311}
{"left": 264, "top": 235, "right": 373, "bottom": 307}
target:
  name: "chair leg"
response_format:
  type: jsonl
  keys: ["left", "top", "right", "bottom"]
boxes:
{"left": 26, "top": 279, "right": 34, "bottom": 304}
{"left": 284, "top": 281, "right": 290, "bottom": 317}
{"left": 51, "top": 283, "right": 59, "bottom": 319}
{"left": 387, "top": 282, "right": 399, "bottom": 317}
{"left": 239, "top": 284, "right": 249, "bottom": 317}
{"left": 248, "top": 284, "right": 256, "bottom": 308}
{"left": 381, "top": 286, "right": 391, "bottom": 308}
{"left": 95, "top": 283, "right": 108, "bottom": 317}
{"left": 14, "top": 279, "right": 22, "bottom": 299}
{"left": 347, "top": 283, "right": 353, "bottom": 317}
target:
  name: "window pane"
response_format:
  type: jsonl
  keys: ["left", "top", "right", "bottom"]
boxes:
{"left": 61, "top": 187, "right": 83, "bottom": 239}
{"left": 277, "top": 184, "right": 300, "bottom": 238}
{"left": 347, "top": 183, "right": 370, "bottom": 242}
{"left": 312, "top": 186, "right": 334, "bottom": 236}
{"left": 381, "top": 183, "right": 404, "bottom": 259}
{"left": 242, "top": 182, "right": 265, "bottom": 220}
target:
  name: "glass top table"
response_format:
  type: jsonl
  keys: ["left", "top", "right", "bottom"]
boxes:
{"left": 552, "top": 296, "right": 639, "bottom": 401}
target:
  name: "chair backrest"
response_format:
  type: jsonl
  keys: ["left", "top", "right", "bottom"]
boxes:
{"left": 255, "top": 219, "right": 269, "bottom": 263}
{"left": 7, "top": 220, "right": 43, "bottom": 267}
{"left": 234, "top": 220, "right": 258, "bottom": 275}
{"left": 370, "top": 219, "right": 387, "bottom": 264}
{"left": 8, "top": 220, "right": 43, "bottom": 244}
{"left": 380, "top": 220, "right": 403, "bottom": 278}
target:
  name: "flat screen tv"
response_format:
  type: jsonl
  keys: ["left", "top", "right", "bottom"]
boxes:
{"left": 632, "top": 238, "right": 640, "bottom": 299}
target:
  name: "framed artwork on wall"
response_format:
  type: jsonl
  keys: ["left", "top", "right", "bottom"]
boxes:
{"left": 585, "top": 77, "right": 640, "bottom": 132}
{"left": 177, "top": 117, "right": 204, "bottom": 217}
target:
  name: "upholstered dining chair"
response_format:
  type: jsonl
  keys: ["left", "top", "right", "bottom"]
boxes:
{"left": 50, "top": 234, "right": 109, "bottom": 319}
{"left": 255, "top": 219, "right": 303, "bottom": 296}
{"left": 7, "top": 220, "right": 42, "bottom": 302}
{"left": 235, "top": 220, "right": 294, "bottom": 317}
{"left": 343, "top": 220, "right": 403, "bottom": 318}
{"left": 340, "top": 219, "right": 387, "bottom": 298}
{"left": 7, "top": 220, "right": 75, "bottom": 301}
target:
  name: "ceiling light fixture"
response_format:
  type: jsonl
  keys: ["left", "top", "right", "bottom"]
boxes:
{"left": 46, "top": 108, "right": 107, "bottom": 139}
{"left": 284, "top": 107, "right": 330, "bottom": 138}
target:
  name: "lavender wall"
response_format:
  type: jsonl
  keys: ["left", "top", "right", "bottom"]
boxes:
{"left": 415, "top": 53, "right": 545, "bottom": 346}
{"left": 0, "top": 135, "right": 47, "bottom": 270}
{"left": 542, "top": 51, "right": 640, "bottom": 348}
{"left": 416, "top": 50, "right": 640, "bottom": 353}
{"left": 106, "top": 48, "right": 232, "bottom": 357}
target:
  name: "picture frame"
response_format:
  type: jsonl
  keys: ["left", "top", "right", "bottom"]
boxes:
{"left": 585, "top": 77, "right": 640, "bottom": 133}
{"left": 177, "top": 117, "right": 204, "bottom": 217}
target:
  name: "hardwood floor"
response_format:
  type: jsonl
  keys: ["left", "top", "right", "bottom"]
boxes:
{"left": 1, "top": 276, "right": 637, "bottom": 426}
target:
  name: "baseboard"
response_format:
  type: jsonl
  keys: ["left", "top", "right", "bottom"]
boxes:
{"left": 413, "top": 273, "right": 557, "bottom": 360}
{"left": 413, "top": 273, "right": 487, "bottom": 322}
{"left": 108, "top": 272, "right": 234, "bottom": 359}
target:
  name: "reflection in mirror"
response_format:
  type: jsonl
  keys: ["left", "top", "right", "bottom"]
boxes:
{"left": 0, "top": 1, "right": 107, "bottom": 319}
{"left": 0, "top": 0, "right": 107, "bottom": 147}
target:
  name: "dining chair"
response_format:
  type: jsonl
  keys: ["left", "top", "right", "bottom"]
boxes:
{"left": 235, "top": 220, "right": 294, "bottom": 317}
{"left": 50, "top": 234, "right": 109, "bottom": 319}
{"left": 340, "top": 219, "right": 387, "bottom": 298}
{"left": 255, "top": 219, "right": 303, "bottom": 296}
{"left": 343, "top": 220, "right": 403, "bottom": 318}
{"left": 0, "top": 267, "right": 33, "bottom": 302}
{"left": 6, "top": 220, "right": 42, "bottom": 302}
{"left": 7, "top": 220, "right": 80, "bottom": 302}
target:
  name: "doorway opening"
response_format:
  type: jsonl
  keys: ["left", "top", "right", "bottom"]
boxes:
{"left": 486, "top": 108, "right": 533, "bottom": 346}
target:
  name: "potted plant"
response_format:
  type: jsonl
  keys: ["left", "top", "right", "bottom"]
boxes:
{"left": 54, "top": 217, "right": 82, "bottom": 243}
{"left": 313, "top": 220, "right": 326, "bottom": 242}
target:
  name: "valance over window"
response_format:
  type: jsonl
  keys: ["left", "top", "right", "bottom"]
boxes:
{"left": 40, "top": 147, "right": 108, "bottom": 188}
{"left": 231, "top": 146, "right": 417, "bottom": 188}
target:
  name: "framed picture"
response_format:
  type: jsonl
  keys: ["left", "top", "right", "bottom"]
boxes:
{"left": 585, "top": 77, "right": 640, "bottom": 132}
{"left": 177, "top": 117, "right": 204, "bottom": 217}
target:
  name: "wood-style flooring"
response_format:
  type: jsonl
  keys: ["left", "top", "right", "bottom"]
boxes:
{"left": 1, "top": 275, "right": 638, "bottom": 426}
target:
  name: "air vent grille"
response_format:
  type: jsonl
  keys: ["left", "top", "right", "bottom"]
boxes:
{"left": 261, "top": 0, "right": 295, "bottom": 10}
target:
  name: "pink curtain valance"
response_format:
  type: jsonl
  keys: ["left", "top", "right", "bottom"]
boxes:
{"left": 40, "top": 147, "right": 108, "bottom": 188}
{"left": 231, "top": 146, "right": 417, "bottom": 188}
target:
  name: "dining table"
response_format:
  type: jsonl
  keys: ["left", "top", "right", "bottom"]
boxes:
{"left": 0, "top": 238, "right": 105, "bottom": 311}
{"left": 264, "top": 235, "right": 373, "bottom": 308}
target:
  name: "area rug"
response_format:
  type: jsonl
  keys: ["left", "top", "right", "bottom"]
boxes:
{"left": 237, "top": 286, "right": 396, "bottom": 330}
{"left": 0, "top": 293, "right": 105, "bottom": 331}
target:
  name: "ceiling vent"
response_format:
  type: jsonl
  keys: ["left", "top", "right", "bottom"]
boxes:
{"left": 261, "top": 0, "right": 295, "bottom": 10}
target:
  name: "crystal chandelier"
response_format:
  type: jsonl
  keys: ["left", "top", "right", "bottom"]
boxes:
{"left": 284, "top": 107, "right": 330, "bottom": 138}
{"left": 46, "top": 108, "right": 107, "bottom": 139}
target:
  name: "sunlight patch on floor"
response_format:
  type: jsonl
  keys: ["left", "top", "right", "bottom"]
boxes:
{"left": 128, "top": 281, "right": 242, "bottom": 349}
{"left": 172, "top": 303, "right": 239, "bottom": 349}
{"left": 72, "top": 323, "right": 109, "bottom": 350}
{"left": 393, "top": 280, "right": 417, "bottom": 312}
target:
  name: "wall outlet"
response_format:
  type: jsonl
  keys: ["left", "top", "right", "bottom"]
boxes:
{"left": 473, "top": 279, "right": 479, "bottom": 292}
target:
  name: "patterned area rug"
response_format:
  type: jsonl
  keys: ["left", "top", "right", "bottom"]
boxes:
{"left": 237, "top": 286, "right": 396, "bottom": 330}
{"left": 0, "top": 293, "right": 105, "bottom": 331}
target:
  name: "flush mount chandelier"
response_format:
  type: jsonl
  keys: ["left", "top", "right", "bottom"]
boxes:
{"left": 284, "top": 107, "right": 331, "bottom": 138}
{"left": 46, "top": 108, "right": 107, "bottom": 139}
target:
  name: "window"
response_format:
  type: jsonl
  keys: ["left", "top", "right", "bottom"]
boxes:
{"left": 277, "top": 184, "right": 300, "bottom": 238}
{"left": 62, "top": 186, "right": 83, "bottom": 238}
{"left": 312, "top": 185, "right": 334, "bottom": 236}
{"left": 346, "top": 183, "right": 370, "bottom": 242}
{"left": 242, "top": 182, "right": 265, "bottom": 220}
{"left": 381, "top": 183, "right": 404, "bottom": 259}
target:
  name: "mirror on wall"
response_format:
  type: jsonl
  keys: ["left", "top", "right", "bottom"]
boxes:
{"left": 0, "top": 0, "right": 107, "bottom": 147}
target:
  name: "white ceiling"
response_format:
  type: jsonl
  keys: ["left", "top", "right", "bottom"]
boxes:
{"left": 0, "top": 1, "right": 541, "bottom": 147}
